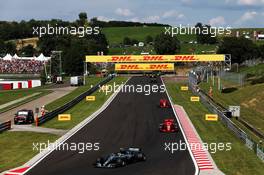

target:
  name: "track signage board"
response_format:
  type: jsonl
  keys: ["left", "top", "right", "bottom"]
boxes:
{"left": 58, "top": 114, "right": 71, "bottom": 121}
{"left": 229, "top": 106, "right": 240, "bottom": 117}
{"left": 205, "top": 114, "right": 218, "bottom": 121}
{"left": 115, "top": 63, "right": 174, "bottom": 71}
{"left": 86, "top": 55, "right": 225, "bottom": 63}
{"left": 190, "top": 96, "right": 200, "bottom": 102}
{"left": 86, "top": 96, "right": 96, "bottom": 101}
{"left": 181, "top": 86, "right": 189, "bottom": 91}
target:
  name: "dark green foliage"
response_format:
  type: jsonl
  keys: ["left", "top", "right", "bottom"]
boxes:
{"left": 154, "top": 33, "right": 180, "bottom": 54}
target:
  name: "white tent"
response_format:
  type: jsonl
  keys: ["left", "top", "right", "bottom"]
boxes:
{"left": 13, "top": 54, "right": 20, "bottom": 59}
{"left": 3, "top": 53, "right": 12, "bottom": 61}
{"left": 20, "top": 56, "right": 35, "bottom": 60}
{"left": 36, "top": 53, "right": 50, "bottom": 61}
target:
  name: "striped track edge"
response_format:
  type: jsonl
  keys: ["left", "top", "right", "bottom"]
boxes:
{"left": 4, "top": 167, "right": 30, "bottom": 175}
{"left": 174, "top": 105, "right": 215, "bottom": 171}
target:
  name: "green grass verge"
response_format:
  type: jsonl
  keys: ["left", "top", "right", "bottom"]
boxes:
{"left": 239, "top": 64, "right": 264, "bottom": 76}
{"left": 165, "top": 80, "right": 264, "bottom": 175}
{"left": 109, "top": 45, "right": 156, "bottom": 55}
{"left": 102, "top": 26, "right": 164, "bottom": 45}
{"left": 45, "top": 77, "right": 104, "bottom": 111}
{"left": 103, "top": 26, "right": 218, "bottom": 54}
{"left": 42, "top": 77, "right": 128, "bottom": 129}
{"left": 102, "top": 26, "right": 196, "bottom": 45}
{"left": 199, "top": 80, "right": 264, "bottom": 136}
{"left": 0, "top": 89, "right": 52, "bottom": 113}
{"left": 181, "top": 43, "right": 217, "bottom": 54}
{"left": 0, "top": 131, "right": 58, "bottom": 173}
{"left": 0, "top": 88, "right": 47, "bottom": 106}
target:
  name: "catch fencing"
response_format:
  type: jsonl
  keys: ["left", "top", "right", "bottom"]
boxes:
{"left": 188, "top": 72, "right": 264, "bottom": 162}
{"left": 37, "top": 76, "right": 114, "bottom": 125}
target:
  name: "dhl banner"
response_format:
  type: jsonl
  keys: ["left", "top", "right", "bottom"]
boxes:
{"left": 115, "top": 63, "right": 174, "bottom": 71}
{"left": 86, "top": 55, "right": 225, "bottom": 63}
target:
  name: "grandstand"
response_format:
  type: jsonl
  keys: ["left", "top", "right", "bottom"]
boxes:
{"left": 0, "top": 53, "right": 50, "bottom": 74}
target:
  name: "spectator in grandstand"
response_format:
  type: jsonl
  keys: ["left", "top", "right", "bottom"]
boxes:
{"left": 0, "top": 59, "right": 44, "bottom": 74}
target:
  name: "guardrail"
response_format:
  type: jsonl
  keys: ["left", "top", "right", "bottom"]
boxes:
{"left": 37, "top": 76, "right": 114, "bottom": 125}
{"left": 0, "top": 120, "right": 11, "bottom": 132}
{"left": 188, "top": 72, "right": 264, "bottom": 162}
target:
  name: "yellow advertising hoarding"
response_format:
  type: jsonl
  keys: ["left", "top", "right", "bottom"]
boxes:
{"left": 58, "top": 114, "right": 71, "bottom": 121}
{"left": 205, "top": 114, "right": 218, "bottom": 121}
{"left": 86, "top": 55, "right": 225, "bottom": 63}
{"left": 115, "top": 63, "right": 174, "bottom": 71}
{"left": 190, "top": 96, "right": 200, "bottom": 102}
{"left": 86, "top": 96, "right": 96, "bottom": 101}
{"left": 181, "top": 86, "right": 189, "bottom": 91}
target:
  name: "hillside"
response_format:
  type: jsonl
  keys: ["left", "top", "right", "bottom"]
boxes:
{"left": 102, "top": 26, "right": 215, "bottom": 54}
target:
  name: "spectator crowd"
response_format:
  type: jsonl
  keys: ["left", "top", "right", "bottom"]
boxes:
{"left": 0, "top": 59, "right": 44, "bottom": 74}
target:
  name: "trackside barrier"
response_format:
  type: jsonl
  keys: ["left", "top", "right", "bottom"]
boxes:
{"left": 188, "top": 72, "right": 264, "bottom": 162}
{"left": 0, "top": 120, "right": 11, "bottom": 133}
{"left": 37, "top": 76, "right": 114, "bottom": 125}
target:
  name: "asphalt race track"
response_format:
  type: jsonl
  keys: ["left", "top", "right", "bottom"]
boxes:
{"left": 25, "top": 76, "right": 196, "bottom": 175}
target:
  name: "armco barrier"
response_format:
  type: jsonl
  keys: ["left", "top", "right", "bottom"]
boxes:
{"left": 37, "top": 76, "right": 114, "bottom": 125}
{"left": 188, "top": 72, "right": 264, "bottom": 162}
{"left": 0, "top": 120, "right": 11, "bottom": 132}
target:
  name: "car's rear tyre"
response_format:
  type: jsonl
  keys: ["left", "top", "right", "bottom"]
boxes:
{"left": 116, "top": 159, "right": 126, "bottom": 167}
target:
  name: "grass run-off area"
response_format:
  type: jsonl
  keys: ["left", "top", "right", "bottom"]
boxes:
{"left": 0, "top": 132, "right": 58, "bottom": 173}
{"left": 199, "top": 76, "right": 264, "bottom": 136}
{"left": 43, "top": 76, "right": 128, "bottom": 129}
{"left": 239, "top": 63, "right": 264, "bottom": 76}
{"left": 0, "top": 88, "right": 52, "bottom": 113}
{"left": 45, "top": 76, "right": 104, "bottom": 111}
{"left": 200, "top": 80, "right": 264, "bottom": 136}
{"left": 164, "top": 79, "right": 264, "bottom": 175}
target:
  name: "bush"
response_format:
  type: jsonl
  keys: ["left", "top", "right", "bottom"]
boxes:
{"left": 251, "top": 76, "right": 264, "bottom": 85}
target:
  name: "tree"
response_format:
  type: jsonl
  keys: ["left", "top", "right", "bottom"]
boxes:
{"left": 123, "top": 37, "right": 131, "bottom": 45}
{"left": 258, "top": 45, "right": 264, "bottom": 61}
{"left": 131, "top": 39, "right": 139, "bottom": 45}
{"left": 217, "top": 37, "right": 259, "bottom": 64}
{"left": 154, "top": 33, "right": 180, "bottom": 54}
{"left": 0, "top": 39, "right": 6, "bottom": 55}
{"left": 20, "top": 45, "right": 36, "bottom": 56}
{"left": 79, "top": 12, "right": 87, "bottom": 21}
{"left": 5, "top": 42, "right": 16, "bottom": 54}
{"left": 78, "top": 12, "right": 88, "bottom": 26}
{"left": 63, "top": 32, "right": 109, "bottom": 75}
{"left": 195, "top": 23, "right": 217, "bottom": 44}
{"left": 145, "top": 35, "right": 153, "bottom": 44}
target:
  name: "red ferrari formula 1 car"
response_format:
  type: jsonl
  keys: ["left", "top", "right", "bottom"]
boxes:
{"left": 159, "top": 99, "right": 170, "bottom": 108}
{"left": 159, "top": 119, "right": 178, "bottom": 132}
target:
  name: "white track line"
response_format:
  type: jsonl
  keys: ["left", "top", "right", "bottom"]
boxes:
{"left": 161, "top": 77, "right": 199, "bottom": 175}
{"left": 20, "top": 78, "right": 130, "bottom": 175}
